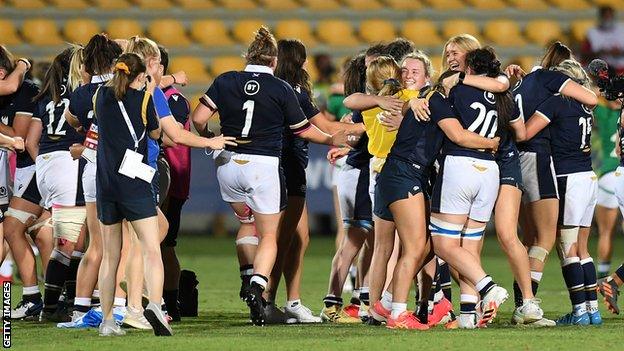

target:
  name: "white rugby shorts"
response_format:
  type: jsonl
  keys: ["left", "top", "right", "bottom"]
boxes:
{"left": 82, "top": 161, "right": 97, "bottom": 203}
{"left": 557, "top": 171, "right": 597, "bottom": 227}
{"left": 597, "top": 171, "right": 618, "bottom": 209}
{"left": 36, "top": 151, "right": 83, "bottom": 209}
{"left": 432, "top": 155, "right": 499, "bottom": 223}
{"left": 215, "top": 151, "right": 285, "bottom": 215}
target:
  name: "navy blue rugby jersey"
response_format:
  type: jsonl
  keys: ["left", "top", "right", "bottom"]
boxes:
{"left": 388, "top": 91, "right": 448, "bottom": 169}
{"left": 513, "top": 69, "right": 570, "bottom": 153}
{"left": 536, "top": 95, "right": 593, "bottom": 174}
{"left": 495, "top": 104, "right": 522, "bottom": 163}
{"left": 201, "top": 65, "right": 311, "bottom": 157}
{"left": 68, "top": 75, "right": 110, "bottom": 131}
{"left": 445, "top": 84, "right": 498, "bottom": 160}
{"left": 0, "top": 80, "right": 39, "bottom": 168}
{"left": 345, "top": 110, "right": 372, "bottom": 169}
{"left": 281, "top": 84, "right": 320, "bottom": 162}
{"left": 33, "top": 83, "right": 84, "bottom": 155}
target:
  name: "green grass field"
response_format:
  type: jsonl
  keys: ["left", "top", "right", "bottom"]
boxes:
{"left": 8, "top": 234, "right": 624, "bottom": 351}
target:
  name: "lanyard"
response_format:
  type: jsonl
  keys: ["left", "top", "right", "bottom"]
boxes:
{"left": 117, "top": 100, "right": 145, "bottom": 151}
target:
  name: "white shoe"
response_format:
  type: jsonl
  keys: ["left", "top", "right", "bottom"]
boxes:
{"left": 264, "top": 303, "right": 297, "bottom": 324}
{"left": 11, "top": 299, "right": 43, "bottom": 319}
{"left": 123, "top": 306, "right": 152, "bottom": 330}
{"left": 284, "top": 302, "right": 322, "bottom": 324}
{"left": 480, "top": 286, "right": 508, "bottom": 324}
{"left": 457, "top": 313, "right": 477, "bottom": 329}
{"left": 528, "top": 317, "right": 556, "bottom": 327}
{"left": 144, "top": 302, "right": 173, "bottom": 336}
{"left": 71, "top": 310, "right": 86, "bottom": 323}
{"left": 99, "top": 319, "right": 126, "bottom": 336}
{"left": 512, "top": 299, "right": 543, "bottom": 325}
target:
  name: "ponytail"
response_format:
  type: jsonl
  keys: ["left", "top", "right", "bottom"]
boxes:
{"left": 33, "top": 46, "right": 79, "bottom": 104}
{"left": 366, "top": 56, "right": 402, "bottom": 96}
{"left": 540, "top": 41, "right": 572, "bottom": 69}
{"left": 244, "top": 26, "right": 277, "bottom": 67}
{"left": 84, "top": 33, "right": 122, "bottom": 76}
{"left": 67, "top": 46, "right": 84, "bottom": 92}
{"left": 107, "top": 53, "right": 146, "bottom": 100}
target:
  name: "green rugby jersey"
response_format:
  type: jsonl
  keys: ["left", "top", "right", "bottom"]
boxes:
{"left": 593, "top": 103, "right": 620, "bottom": 176}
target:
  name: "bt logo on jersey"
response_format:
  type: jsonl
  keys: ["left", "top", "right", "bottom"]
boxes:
{"left": 244, "top": 80, "right": 260, "bottom": 96}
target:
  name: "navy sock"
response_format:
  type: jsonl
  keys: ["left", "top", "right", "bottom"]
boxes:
{"left": 439, "top": 263, "right": 452, "bottom": 302}
{"left": 581, "top": 259, "right": 598, "bottom": 304}
{"left": 512, "top": 281, "right": 523, "bottom": 308}
{"left": 561, "top": 259, "right": 585, "bottom": 307}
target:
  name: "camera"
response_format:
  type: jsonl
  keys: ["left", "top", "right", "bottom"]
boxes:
{"left": 589, "top": 59, "right": 624, "bottom": 100}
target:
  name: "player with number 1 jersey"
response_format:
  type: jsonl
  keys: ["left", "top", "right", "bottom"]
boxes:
{"left": 192, "top": 27, "right": 345, "bottom": 326}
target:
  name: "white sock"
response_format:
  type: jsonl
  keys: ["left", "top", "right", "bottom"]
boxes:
{"left": 114, "top": 297, "right": 127, "bottom": 307}
{"left": 23, "top": 285, "right": 40, "bottom": 296}
{"left": 287, "top": 299, "right": 301, "bottom": 309}
{"left": 587, "top": 300, "right": 599, "bottom": 313}
{"left": 75, "top": 297, "right": 91, "bottom": 307}
{"left": 351, "top": 288, "right": 360, "bottom": 300}
{"left": 390, "top": 302, "right": 407, "bottom": 319}
{"left": 475, "top": 276, "right": 493, "bottom": 292}
{"left": 92, "top": 289, "right": 100, "bottom": 299}
{"left": 0, "top": 259, "right": 12, "bottom": 276}
{"left": 381, "top": 291, "right": 393, "bottom": 311}
{"left": 573, "top": 303, "right": 587, "bottom": 316}
{"left": 249, "top": 275, "right": 268, "bottom": 289}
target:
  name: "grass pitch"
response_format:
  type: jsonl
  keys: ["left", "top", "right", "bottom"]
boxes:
{"left": 9, "top": 234, "right": 624, "bottom": 351}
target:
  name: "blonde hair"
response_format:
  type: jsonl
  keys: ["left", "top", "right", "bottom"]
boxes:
{"left": 401, "top": 51, "right": 434, "bottom": 78}
{"left": 125, "top": 36, "right": 159, "bottom": 61}
{"left": 551, "top": 59, "right": 592, "bottom": 89}
{"left": 441, "top": 34, "right": 481, "bottom": 71}
{"left": 67, "top": 45, "right": 84, "bottom": 92}
{"left": 245, "top": 26, "right": 278, "bottom": 66}
{"left": 366, "top": 56, "right": 403, "bottom": 96}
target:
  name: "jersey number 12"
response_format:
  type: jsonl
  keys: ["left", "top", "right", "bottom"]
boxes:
{"left": 45, "top": 98, "right": 69, "bottom": 136}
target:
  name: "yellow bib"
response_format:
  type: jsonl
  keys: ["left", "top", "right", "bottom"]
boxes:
{"left": 362, "top": 89, "right": 420, "bottom": 172}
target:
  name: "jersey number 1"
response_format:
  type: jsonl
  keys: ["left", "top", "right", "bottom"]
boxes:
{"left": 241, "top": 100, "right": 255, "bottom": 138}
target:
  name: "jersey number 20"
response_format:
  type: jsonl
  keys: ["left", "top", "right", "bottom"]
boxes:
{"left": 468, "top": 102, "right": 498, "bottom": 138}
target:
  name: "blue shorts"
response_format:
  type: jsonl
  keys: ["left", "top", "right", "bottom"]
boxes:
{"left": 374, "top": 157, "right": 427, "bottom": 221}
{"left": 97, "top": 196, "right": 157, "bottom": 225}
{"left": 498, "top": 152, "right": 523, "bottom": 189}
{"left": 282, "top": 146, "right": 309, "bottom": 198}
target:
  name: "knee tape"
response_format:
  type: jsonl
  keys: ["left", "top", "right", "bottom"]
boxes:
{"left": 5, "top": 208, "right": 37, "bottom": 225}
{"left": 235, "top": 236, "right": 259, "bottom": 246}
{"left": 557, "top": 227, "right": 578, "bottom": 260}
{"left": 461, "top": 226, "right": 486, "bottom": 241}
{"left": 561, "top": 256, "right": 580, "bottom": 267}
{"left": 429, "top": 217, "right": 463, "bottom": 239}
{"left": 26, "top": 220, "right": 46, "bottom": 236}
{"left": 528, "top": 246, "right": 549, "bottom": 263}
{"left": 52, "top": 207, "right": 87, "bottom": 243}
